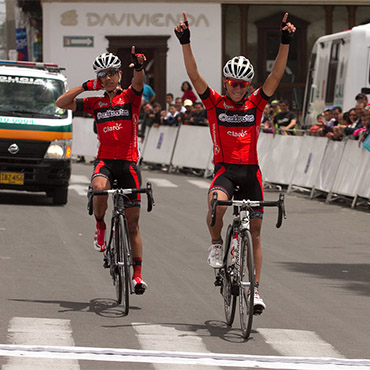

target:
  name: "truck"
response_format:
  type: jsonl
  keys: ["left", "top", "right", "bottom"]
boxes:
{"left": 0, "top": 60, "right": 72, "bottom": 205}
{"left": 302, "top": 23, "right": 370, "bottom": 127}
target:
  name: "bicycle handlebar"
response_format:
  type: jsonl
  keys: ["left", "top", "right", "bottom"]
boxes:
{"left": 87, "top": 182, "right": 155, "bottom": 215}
{"left": 210, "top": 192, "right": 286, "bottom": 228}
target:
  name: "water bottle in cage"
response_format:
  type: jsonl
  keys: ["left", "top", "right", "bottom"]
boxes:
{"left": 230, "top": 231, "right": 239, "bottom": 264}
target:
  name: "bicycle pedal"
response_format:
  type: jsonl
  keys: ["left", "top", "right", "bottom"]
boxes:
{"left": 103, "top": 260, "right": 110, "bottom": 269}
{"left": 214, "top": 275, "right": 222, "bottom": 287}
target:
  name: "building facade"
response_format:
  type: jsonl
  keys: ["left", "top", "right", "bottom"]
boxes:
{"left": 3, "top": 0, "right": 370, "bottom": 119}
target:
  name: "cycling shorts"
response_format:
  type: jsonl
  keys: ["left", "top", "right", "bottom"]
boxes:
{"left": 92, "top": 159, "right": 141, "bottom": 208}
{"left": 209, "top": 163, "right": 264, "bottom": 218}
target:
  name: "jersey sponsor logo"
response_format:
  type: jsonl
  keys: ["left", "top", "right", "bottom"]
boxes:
{"left": 97, "top": 108, "right": 129, "bottom": 121}
{"left": 98, "top": 101, "right": 109, "bottom": 108}
{"left": 102, "top": 123, "right": 122, "bottom": 133}
{"left": 216, "top": 107, "right": 257, "bottom": 127}
{"left": 227, "top": 129, "right": 249, "bottom": 138}
{"left": 223, "top": 102, "right": 234, "bottom": 110}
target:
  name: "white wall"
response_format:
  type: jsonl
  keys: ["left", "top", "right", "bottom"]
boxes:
{"left": 42, "top": 2, "right": 222, "bottom": 98}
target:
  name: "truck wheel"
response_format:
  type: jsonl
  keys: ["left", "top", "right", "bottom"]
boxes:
{"left": 53, "top": 187, "right": 68, "bottom": 205}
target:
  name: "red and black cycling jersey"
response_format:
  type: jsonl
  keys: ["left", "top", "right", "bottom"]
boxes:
{"left": 199, "top": 86, "right": 269, "bottom": 165}
{"left": 76, "top": 86, "right": 142, "bottom": 162}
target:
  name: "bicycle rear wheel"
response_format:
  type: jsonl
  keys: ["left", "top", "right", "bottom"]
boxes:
{"left": 239, "top": 230, "right": 255, "bottom": 339}
{"left": 118, "top": 214, "right": 130, "bottom": 315}
{"left": 223, "top": 224, "right": 237, "bottom": 326}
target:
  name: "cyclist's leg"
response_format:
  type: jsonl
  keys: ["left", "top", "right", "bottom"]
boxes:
{"left": 116, "top": 161, "right": 146, "bottom": 293}
{"left": 206, "top": 164, "right": 234, "bottom": 268}
{"left": 250, "top": 218, "right": 262, "bottom": 283}
{"left": 91, "top": 159, "right": 112, "bottom": 252}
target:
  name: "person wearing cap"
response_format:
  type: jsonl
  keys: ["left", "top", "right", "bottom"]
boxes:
{"left": 355, "top": 93, "right": 368, "bottom": 106}
{"left": 183, "top": 99, "right": 194, "bottom": 124}
{"left": 56, "top": 48, "right": 149, "bottom": 295}
{"left": 175, "top": 11, "right": 295, "bottom": 314}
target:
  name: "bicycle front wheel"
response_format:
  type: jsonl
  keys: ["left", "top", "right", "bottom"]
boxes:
{"left": 117, "top": 214, "right": 130, "bottom": 315}
{"left": 239, "top": 230, "right": 255, "bottom": 339}
{"left": 223, "top": 224, "right": 237, "bottom": 326}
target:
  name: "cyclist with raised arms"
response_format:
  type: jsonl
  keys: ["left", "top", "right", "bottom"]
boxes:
{"left": 175, "top": 12, "right": 295, "bottom": 312}
{"left": 56, "top": 47, "right": 148, "bottom": 294}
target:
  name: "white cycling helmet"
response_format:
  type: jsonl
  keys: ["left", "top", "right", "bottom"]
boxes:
{"left": 223, "top": 56, "right": 254, "bottom": 82}
{"left": 93, "top": 52, "right": 121, "bottom": 73}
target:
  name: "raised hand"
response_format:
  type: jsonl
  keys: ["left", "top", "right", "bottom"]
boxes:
{"left": 280, "top": 13, "right": 296, "bottom": 44}
{"left": 129, "top": 45, "right": 146, "bottom": 71}
{"left": 174, "top": 12, "right": 191, "bottom": 45}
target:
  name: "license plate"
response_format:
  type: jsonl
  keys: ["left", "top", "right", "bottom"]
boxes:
{"left": 0, "top": 172, "right": 24, "bottom": 185}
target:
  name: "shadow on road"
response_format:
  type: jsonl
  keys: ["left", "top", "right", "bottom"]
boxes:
{"left": 8, "top": 297, "right": 140, "bottom": 318}
{"left": 279, "top": 262, "right": 370, "bottom": 296}
{"left": 0, "top": 191, "right": 54, "bottom": 206}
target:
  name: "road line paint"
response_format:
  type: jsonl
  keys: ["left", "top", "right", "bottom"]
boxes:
{"left": 3, "top": 317, "right": 79, "bottom": 369}
{"left": 132, "top": 323, "right": 222, "bottom": 369}
{"left": 187, "top": 180, "right": 210, "bottom": 189}
{"left": 145, "top": 178, "right": 178, "bottom": 187}
{"left": 70, "top": 175, "right": 90, "bottom": 184}
{"left": 258, "top": 328, "right": 343, "bottom": 358}
{"left": 1, "top": 344, "right": 370, "bottom": 369}
{"left": 68, "top": 184, "right": 88, "bottom": 196}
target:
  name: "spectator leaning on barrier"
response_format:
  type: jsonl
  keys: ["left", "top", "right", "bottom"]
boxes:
{"left": 56, "top": 49, "right": 148, "bottom": 294}
{"left": 175, "top": 10, "right": 295, "bottom": 313}
{"left": 163, "top": 103, "right": 182, "bottom": 126}
{"left": 334, "top": 102, "right": 366, "bottom": 138}
{"left": 353, "top": 105, "right": 370, "bottom": 141}
{"left": 183, "top": 99, "right": 194, "bottom": 124}
{"left": 187, "top": 101, "right": 208, "bottom": 126}
{"left": 261, "top": 103, "right": 274, "bottom": 133}
{"left": 175, "top": 96, "right": 187, "bottom": 114}
{"left": 273, "top": 99, "right": 296, "bottom": 134}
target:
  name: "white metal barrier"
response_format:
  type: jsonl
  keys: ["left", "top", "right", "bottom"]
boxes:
{"left": 171, "top": 125, "right": 213, "bottom": 170}
{"left": 141, "top": 126, "right": 180, "bottom": 165}
{"left": 72, "top": 123, "right": 370, "bottom": 207}
{"left": 72, "top": 117, "right": 99, "bottom": 157}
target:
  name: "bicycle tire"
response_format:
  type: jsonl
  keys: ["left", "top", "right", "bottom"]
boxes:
{"left": 111, "top": 218, "right": 123, "bottom": 304}
{"left": 239, "top": 230, "right": 255, "bottom": 339}
{"left": 118, "top": 214, "right": 130, "bottom": 315}
{"left": 223, "top": 224, "right": 237, "bottom": 326}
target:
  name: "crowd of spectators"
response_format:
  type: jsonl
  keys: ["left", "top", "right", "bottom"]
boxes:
{"left": 138, "top": 80, "right": 209, "bottom": 140}
{"left": 139, "top": 80, "right": 370, "bottom": 146}
{"left": 309, "top": 92, "right": 370, "bottom": 144}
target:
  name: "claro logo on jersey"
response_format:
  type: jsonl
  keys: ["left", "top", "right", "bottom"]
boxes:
{"left": 218, "top": 113, "right": 254, "bottom": 123}
{"left": 227, "top": 129, "right": 249, "bottom": 138}
{"left": 97, "top": 108, "right": 129, "bottom": 120}
{"left": 103, "top": 123, "right": 122, "bottom": 133}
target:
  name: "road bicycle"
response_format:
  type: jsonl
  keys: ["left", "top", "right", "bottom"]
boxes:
{"left": 210, "top": 192, "right": 286, "bottom": 339}
{"left": 87, "top": 182, "right": 154, "bottom": 315}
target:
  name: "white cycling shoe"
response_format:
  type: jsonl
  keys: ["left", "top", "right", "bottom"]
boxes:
{"left": 253, "top": 288, "right": 266, "bottom": 315}
{"left": 207, "top": 244, "right": 224, "bottom": 268}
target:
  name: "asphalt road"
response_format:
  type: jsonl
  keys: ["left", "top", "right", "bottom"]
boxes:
{"left": 0, "top": 162, "right": 369, "bottom": 369}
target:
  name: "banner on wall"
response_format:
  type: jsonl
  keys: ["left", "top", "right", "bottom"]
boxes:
{"left": 16, "top": 28, "right": 28, "bottom": 61}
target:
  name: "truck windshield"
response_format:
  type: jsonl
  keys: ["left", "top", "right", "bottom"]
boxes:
{"left": 0, "top": 75, "right": 68, "bottom": 118}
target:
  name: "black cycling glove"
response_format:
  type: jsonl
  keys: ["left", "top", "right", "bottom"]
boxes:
{"left": 131, "top": 52, "right": 144, "bottom": 71}
{"left": 174, "top": 21, "right": 191, "bottom": 45}
{"left": 280, "top": 22, "right": 294, "bottom": 44}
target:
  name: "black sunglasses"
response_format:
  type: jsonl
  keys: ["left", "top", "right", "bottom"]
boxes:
{"left": 97, "top": 69, "right": 120, "bottom": 78}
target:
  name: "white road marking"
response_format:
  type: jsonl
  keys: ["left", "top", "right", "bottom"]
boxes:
{"left": 1, "top": 344, "right": 370, "bottom": 369}
{"left": 187, "top": 179, "right": 210, "bottom": 189}
{"left": 145, "top": 178, "right": 178, "bottom": 187}
{"left": 70, "top": 174, "right": 90, "bottom": 184}
{"left": 68, "top": 184, "right": 88, "bottom": 196}
{"left": 258, "top": 328, "right": 344, "bottom": 358}
{"left": 132, "top": 323, "right": 222, "bottom": 369}
{"left": 3, "top": 317, "right": 80, "bottom": 369}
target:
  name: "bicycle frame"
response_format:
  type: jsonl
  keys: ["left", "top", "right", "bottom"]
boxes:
{"left": 211, "top": 192, "right": 286, "bottom": 339}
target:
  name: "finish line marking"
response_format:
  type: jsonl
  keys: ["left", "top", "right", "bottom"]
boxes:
{"left": 1, "top": 345, "right": 370, "bottom": 369}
